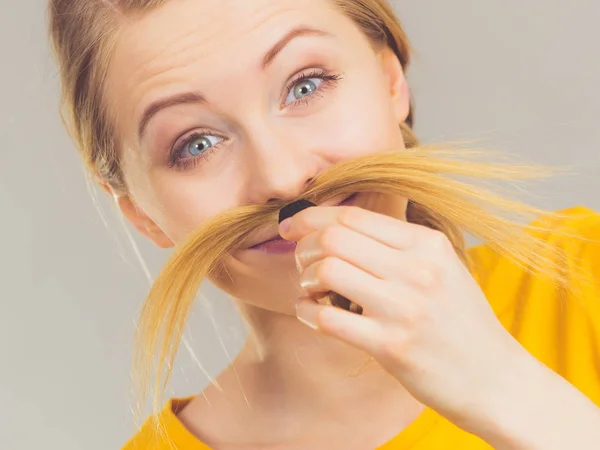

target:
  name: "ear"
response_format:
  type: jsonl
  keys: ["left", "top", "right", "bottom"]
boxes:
{"left": 378, "top": 47, "right": 411, "bottom": 124}
{"left": 100, "top": 182, "right": 174, "bottom": 249}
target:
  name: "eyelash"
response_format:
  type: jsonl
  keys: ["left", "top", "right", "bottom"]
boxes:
{"left": 168, "top": 130, "right": 224, "bottom": 171}
{"left": 283, "top": 68, "right": 343, "bottom": 109}
{"left": 168, "top": 68, "right": 343, "bottom": 170}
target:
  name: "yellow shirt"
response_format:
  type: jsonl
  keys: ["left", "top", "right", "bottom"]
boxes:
{"left": 123, "top": 206, "right": 600, "bottom": 449}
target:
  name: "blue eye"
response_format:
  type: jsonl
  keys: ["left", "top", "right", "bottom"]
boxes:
{"left": 284, "top": 77, "right": 324, "bottom": 105}
{"left": 181, "top": 134, "right": 223, "bottom": 158}
{"left": 169, "top": 132, "right": 225, "bottom": 170}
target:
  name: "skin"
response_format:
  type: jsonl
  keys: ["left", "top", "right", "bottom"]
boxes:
{"left": 104, "top": 0, "right": 600, "bottom": 448}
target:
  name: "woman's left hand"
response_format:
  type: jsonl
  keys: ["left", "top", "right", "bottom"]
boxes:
{"left": 279, "top": 204, "right": 530, "bottom": 430}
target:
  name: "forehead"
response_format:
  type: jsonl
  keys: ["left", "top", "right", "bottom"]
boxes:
{"left": 111, "top": 0, "right": 353, "bottom": 75}
{"left": 106, "top": 0, "right": 358, "bottom": 138}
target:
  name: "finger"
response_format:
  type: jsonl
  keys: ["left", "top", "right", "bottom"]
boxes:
{"left": 296, "top": 299, "right": 383, "bottom": 354}
{"left": 336, "top": 206, "right": 441, "bottom": 251}
{"left": 280, "top": 205, "right": 430, "bottom": 251}
{"left": 279, "top": 205, "right": 352, "bottom": 241}
{"left": 300, "top": 293, "right": 334, "bottom": 307}
{"left": 294, "top": 224, "right": 399, "bottom": 278}
{"left": 298, "top": 228, "right": 445, "bottom": 292}
{"left": 299, "top": 256, "right": 400, "bottom": 316}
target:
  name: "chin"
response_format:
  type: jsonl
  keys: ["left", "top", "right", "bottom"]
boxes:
{"left": 211, "top": 261, "right": 302, "bottom": 314}
{"left": 233, "top": 293, "right": 300, "bottom": 320}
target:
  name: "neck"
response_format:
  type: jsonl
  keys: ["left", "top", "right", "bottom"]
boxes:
{"left": 230, "top": 303, "right": 413, "bottom": 418}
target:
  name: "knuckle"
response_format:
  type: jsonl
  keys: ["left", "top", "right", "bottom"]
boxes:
{"left": 380, "top": 333, "right": 411, "bottom": 361}
{"left": 339, "top": 206, "right": 362, "bottom": 224}
{"left": 377, "top": 318, "right": 426, "bottom": 366}
{"left": 427, "top": 229, "right": 453, "bottom": 253}
{"left": 317, "top": 256, "right": 339, "bottom": 284}
{"left": 293, "top": 210, "right": 317, "bottom": 231}
{"left": 289, "top": 217, "right": 306, "bottom": 235}
{"left": 401, "top": 303, "right": 430, "bottom": 327}
{"left": 414, "top": 261, "right": 443, "bottom": 290}
{"left": 377, "top": 322, "right": 427, "bottom": 372}
{"left": 319, "top": 225, "right": 345, "bottom": 254}
{"left": 380, "top": 340, "right": 400, "bottom": 359}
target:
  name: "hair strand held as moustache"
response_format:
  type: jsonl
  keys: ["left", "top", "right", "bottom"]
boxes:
{"left": 133, "top": 146, "right": 572, "bottom": 418}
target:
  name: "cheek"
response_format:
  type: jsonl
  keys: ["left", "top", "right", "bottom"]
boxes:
{"left": 312, "top": 77, "right": 405, "bottom": 161}
{"left": 123, "top": 155, "right": 245, "bottom": 244}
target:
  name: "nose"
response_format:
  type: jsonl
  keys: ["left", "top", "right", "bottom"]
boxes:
{"left": 243, "top": 123, "right": 322, "bottom": 205}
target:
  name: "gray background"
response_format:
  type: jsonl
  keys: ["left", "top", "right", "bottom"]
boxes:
{"left": 0, "top": 0, "right": 598, "bottom": 449}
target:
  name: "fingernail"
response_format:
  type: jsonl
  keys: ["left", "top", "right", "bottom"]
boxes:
{"left": 299, "top": 277, "right": 318, "bottom": 292}
{"left": 295, "top": 254, "right": 303, "bottom": 272}
{"left": 296, "top": 300, "right": 318, "bottom": 330}
{"left": 295, "top": 296, "right": 311, "bottom": 308}
{"left": 279, "top": 218, "right": 291, "bottom": 234}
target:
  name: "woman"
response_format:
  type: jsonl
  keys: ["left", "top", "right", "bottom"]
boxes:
{"left": 48, "top": 0, "right": 600, "bottom": 448}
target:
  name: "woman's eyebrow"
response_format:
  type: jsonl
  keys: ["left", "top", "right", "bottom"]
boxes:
{"left": 137, "top": 26, "right": 332, "bottom": 141}
{"left": 138, "top": 92, "right": 206, "bottom": 141}
{"left": 261, "top": 26, "right": 332, "bottom": 70}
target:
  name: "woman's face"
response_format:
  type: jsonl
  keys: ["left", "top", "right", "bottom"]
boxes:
{"left": 106, "top": 0, "right": 410, "bottom": 312}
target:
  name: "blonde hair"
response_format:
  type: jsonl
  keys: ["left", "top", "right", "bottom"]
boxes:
{"left": 48, "top": 0, "right": 569, "bottom": 421}
{"left": 48, "top": 0, "right": 415, "bottom": 194}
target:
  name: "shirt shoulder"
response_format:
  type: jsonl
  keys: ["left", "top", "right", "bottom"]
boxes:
{"left": 122, "top": 398, "right": 209, "bottom": 450}
{"left": 468, "top": 205, "right": 600, "bottom": 405}
{"left": 468, "top": 205, "right": 600, "bottom": 309}
{"left": 121, "top": 417, "right": 171, "bottom": 450}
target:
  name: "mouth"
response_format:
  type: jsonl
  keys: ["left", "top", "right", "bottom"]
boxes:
{"left": 248, "top": 193, "right": 359, "bottom": 254}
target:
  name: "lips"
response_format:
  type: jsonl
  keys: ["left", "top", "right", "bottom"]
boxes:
{"left": 248, "top": 193, "right": 358, "bottom": 253}
{"left": 250, "top": 236, "right": 297, "bottom": 254}
{"left": 337, "top": 192, "right": 357, "bottom": 206}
